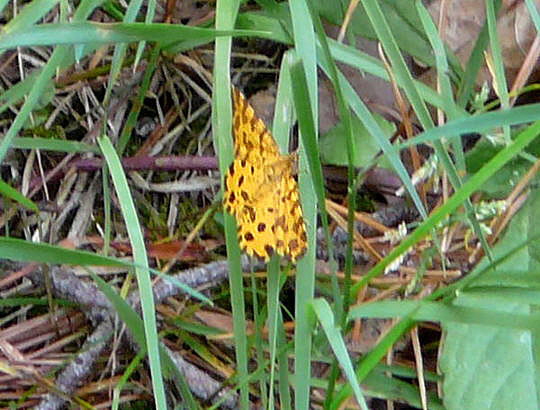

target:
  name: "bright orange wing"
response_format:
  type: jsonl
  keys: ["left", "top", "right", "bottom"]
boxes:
{"left": 223, "top": 88, "right": 307, "bottom": 262}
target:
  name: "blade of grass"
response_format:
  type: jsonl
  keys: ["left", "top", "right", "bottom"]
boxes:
{"left": 288, "top": 58, "right": 320, "bottom": 410}
{"left": 485, "top": 0, "right": 510, "bottom": 142}
{"left": 0, "top": 72, "right": 41, "bottom": 114}
{"left": 525, "top": 0, "right": 540, "bottom": 30}
{"left": 117, "top": 45, "right": 161, "bottom": 154}
{"left": 398, "top": 103, "right": 540, "bottom": 149}
{"left": 0, "top": 237, "right": 128, "bottom": 266}
{"left": 98, "top": 135, "right": 166, "bottom": 408}
{"left": 1, "top": 0, "right": 59, "bottom": 32}
{"left": 351, "top": 120, "right": 540, "bottom": 294}
{"left": 103, "top": 0, "right": 146, "bottom": 105}
{"left": 0, "top": 235, "right": 212, "bottom": 303}
{"left": 0, "top": 0, "right": 104, "bottom": 164}
{"left": 311, "top": 298, "right": 368, "bottom": 410}
{"left": 306, "top": 3, "right": 360, "bottom": 402}
{"left": 266, "top": 256, "right": 283, "bottom": 408}
{"left": 415, "top": 2, "right": 458, "bottom": 119}
{"left": 213, "top": 1, "right": 248, "bottom": 407}
{"left": 0, "top": 22, "right": 263, "bottom": 50}
{"left": 288, "top": 2, "right": 319, "bottom": 408}
{"left": 112, "top": 350, "right": 145, "bottom": 410}
{"left": 276, "top": 309, "right": 292, "bottom": 410}
{"left": 235, "top": 10, "right": 293, "bottom": 44}
{"left": 331, "top": 318, "right": 416, "bottom": 409}
{"left": 12, "top": 137, "right": 98, "bottom": 153}
{"left": 456, "top": 1, "right": 502, "bottom": 106}
{"left": 0, "top": 180, "right": 38, "bottom": 212}
{"left": 360, "top": 0, "right": 433, "bottom": 132}
{"left": 270, "top": 60, "right": 306, "bottom": 408}
{"left": 89, "top": 269, "right": 198, "bottom": 407}
{"left": 361, "top": 0, "right": 502, "bottom": 260}
{"left": 327, "top": 38, "right": 453, "bottom": 112}
{"left": 136, "top": 0, "right": 156, "bottom": 70}
{"left": 310, "top": 1, "right": 368, "bottom": 321}
{"left": 350, "top": 299, "right": 540, "bottom": 330}
{"left": 101, "top": 166, "right": 112, "bottom": 256}
{"left": 250, "top": 268, "right": 268, "bottom": 408}
{"left": 317, "top": 59, "right": 426, "bottom": 223}
{"left": 485, "top": 1, "right": 509, "bottom": 106}
{"left": 416, "top": 1, "right": 466, "bottom": 171}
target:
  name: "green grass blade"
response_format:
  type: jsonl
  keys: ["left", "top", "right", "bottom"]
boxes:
{"left": 309, "top": 3, "right": 353, "bottom": 315}
{"left": 213, "top": 0, "right": 248, "bottom": 407}
{"left": 98, "top": 135, "right": 166, "bottom": 408}
{"left": 12, "top": 137, "right": 98, "bottom": 153}
{"left": 0, "top": 22, "right": 265, "bottom": 50}
{"left": 350, "top": 299, "right": 539, "bottom": 330}
{"left": 317, "top": 60, "right": 426, "bottom": 220}
{"left": 0, "top": 180, "right": 38, "bottom": 212}
{"left": 266, "top": 256, "right": 283, "bottom": 408}
{"left": 112, "top": 351, "right": 146, "bottom": 410}
{"left": 360, "top": 0, "right": 433, "bottom": 130}
{"left": 90, "top": 270, "right": 198, "bottom": 407}
{"left": 117, "top": 45, "right": 161, "bottom": 154}
{"left": 456, "top": 1, "right": 501, "bottom": 106}
{"left": 414, "top": 1, "right": 491, "bottom": 259}
{"left": 0, "top": 236, "right": 211, "bottom": 304}
{"left": 525, "top": 0, "right": 540, "bottom": 30}
{"left": 330, "top": 318, "right": 415, "bottom": 409}
{"left": 416, "top": 1, "right": 466, "bottom": 171}
{"left": 399, "top": 103, "right": 540, "bottom": 149}
{"left": 359, "top": 2, "right": 482, "bottom": 260}
{"left": 0, "top": 237, "right": 128, "bottom": 266}
{"left": 485, "top": 0, "right": 510, "bottom": 144}
{"left": 103, "top": 0, "right": 144, "bottom": 104}
{"left": 351, "top": 120, "right": 540, "bottom": 293}
{"left": 0, "top": 50, "right": 66, "bottom": 164}
{"left": 0, "top": 0, "right": 103, "bottom": 164}
{"left": 88, "top": 270, "right": 147, "bottom": 347}
{"left": 327, "top": 38, "right": 453, "bottom": 111}
{"left": 288, "top": 2, "right": 319, "bottom": 408}
{"left": 1, "top": 0, "right": 59, "bottom": 32}
{"left": 311, "top": 298, "right": 368, "bottom": 410}
{"left": 485, "top": 1, "right": 509, "bottom": 106}
{"left": 415, "top": 2, "right": 457, "bottom": 118}
{"left": 288, "top": 57, "right": 319, "bottom": 410}
{"left": 136, "top": 0, "right": 154, "bottom": 69}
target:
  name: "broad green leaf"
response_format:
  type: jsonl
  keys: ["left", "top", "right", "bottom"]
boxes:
{"left": 319, "top": 115, "right": 395, "bottom": 167}
{"left": 440, "top": 188, "right": 540, "bottom": 410}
